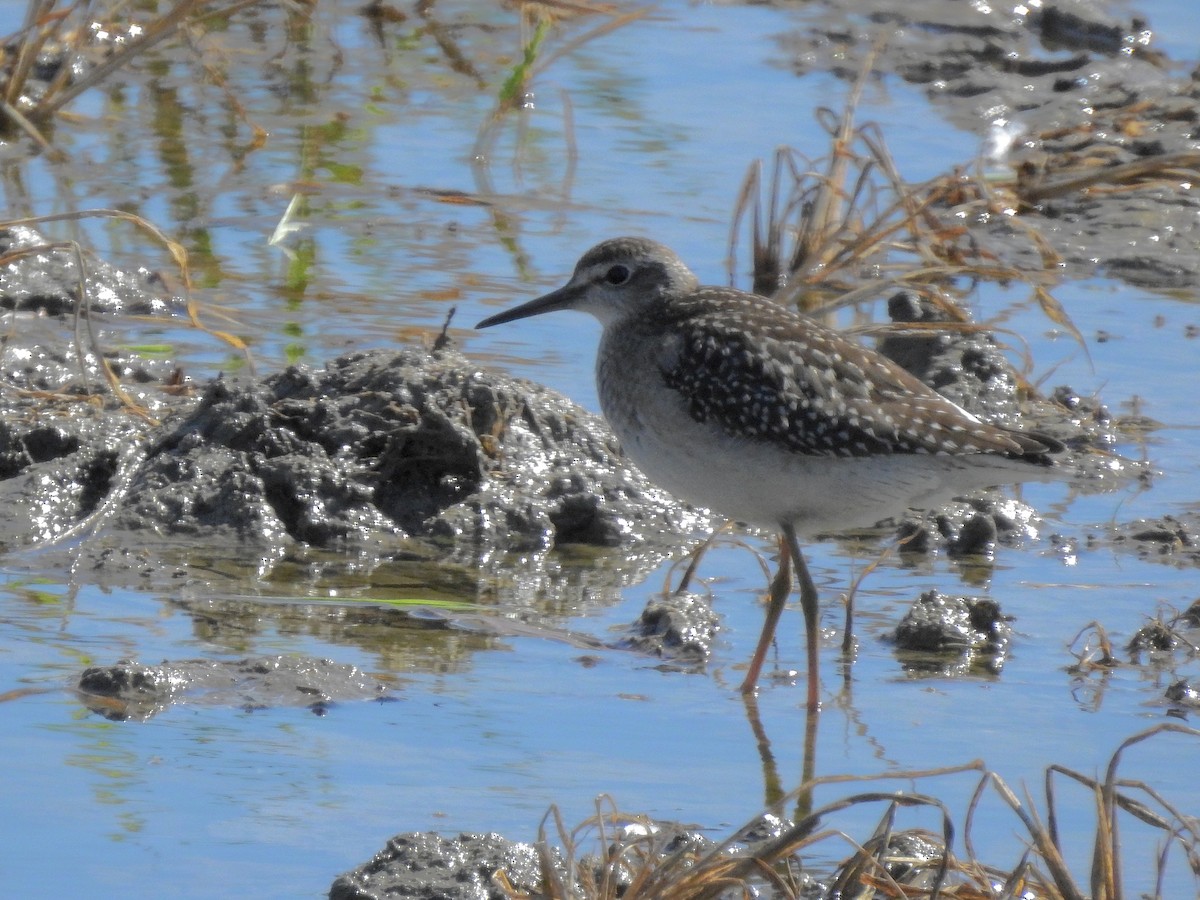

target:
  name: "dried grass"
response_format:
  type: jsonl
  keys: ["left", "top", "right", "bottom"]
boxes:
{"left": 0, "top": 209, "right": 251, "bottom": 417}
{"left": 1, "top": 0, "right": 270, "bottom": 149}
{"left": 500, "top": 725, "right": 1200, "bottom": 900}
{"left": 726, "top": 45, "right": 1083, "bottom": 373}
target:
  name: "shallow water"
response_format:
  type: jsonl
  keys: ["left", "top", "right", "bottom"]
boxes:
{"left": 3, "top": 0, "right": 1200, "bottom": 897}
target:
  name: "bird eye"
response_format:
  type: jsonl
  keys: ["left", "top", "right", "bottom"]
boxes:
{"left": 604, "top": 264, "right": 631, "bottom": 285}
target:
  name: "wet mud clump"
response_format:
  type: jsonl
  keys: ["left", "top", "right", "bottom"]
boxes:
{"left": 329, "top": 832, "right": 544, "bottom": 900}
{"left": 117, "top": 346, "right": 708, "bottom": 556}
{"left": 891, "top": 590, "right": 1013, "bottom": 675}
{"left": 0, "top": 343, "right": 710, "bottom": 579}
{"left": 77, "top": 655, "right": 392, "bottom": 720}
{"left": 1106, "top": 512, "right": 1200, "bottom": 566}
{"left": 330, "top": 815, "right": 812, "bottom": 900}
{"left": 619, "top": 589, "right": 721, "bottom": 665}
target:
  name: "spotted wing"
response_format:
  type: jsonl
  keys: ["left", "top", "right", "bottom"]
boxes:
{"left": 659, "top": 290, "right": 1044, "bottom": 459}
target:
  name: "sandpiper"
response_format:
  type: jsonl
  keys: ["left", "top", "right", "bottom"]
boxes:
{"left": 477, "top": 237, "right": 1063, "bottom": 709}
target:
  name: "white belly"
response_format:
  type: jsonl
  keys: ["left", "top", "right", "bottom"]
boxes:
{"left": 598, "top": 340, "right": 1054, "bottom": 534}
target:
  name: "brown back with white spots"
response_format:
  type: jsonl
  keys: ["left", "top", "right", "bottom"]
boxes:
{"left": 655, "top": 288, "right": 1050, "bottom": 460}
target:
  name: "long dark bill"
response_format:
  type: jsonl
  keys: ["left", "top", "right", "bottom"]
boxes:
{"left": 475, "top": 284, "right": 582, "bottom": 329}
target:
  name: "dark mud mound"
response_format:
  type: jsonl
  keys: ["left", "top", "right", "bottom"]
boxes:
{"left": 891, "top": 589, "right": 1013, "bottom": 676}
{"left": 1106, "top": 511, "right": 1200, "bottom": 567}
{"left": 329, "top": 817, "right": 802, "bottom": 900}
{"left": 0, "top": 224, "right": 179, "bottom": 319}
{"left": 329, "top": 832, "right": 544, "bottom": 900}
{"left": 0, "top": 344, "right": 710, "bottom": 584}
{"left": 112, "top": 347, "right": 707, "bottom": 555}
